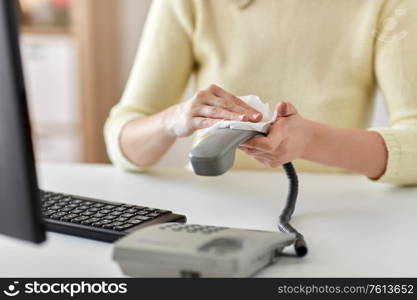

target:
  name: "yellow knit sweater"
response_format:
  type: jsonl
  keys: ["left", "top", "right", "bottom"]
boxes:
{"left": 104, "top": 0, "right": 417, "bottom": 185}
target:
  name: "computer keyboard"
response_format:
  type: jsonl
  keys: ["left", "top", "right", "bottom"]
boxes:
{"left": 40, "top": 190, "right": 186, "bottom": 242}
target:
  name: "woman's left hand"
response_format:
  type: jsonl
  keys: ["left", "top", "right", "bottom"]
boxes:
{"left": 238, "top": 102, "right": 314, "bottom": 168}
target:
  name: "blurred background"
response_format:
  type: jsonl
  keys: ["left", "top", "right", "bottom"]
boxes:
{"left": 18, "top": 0, "right": 388, "bottom": 167}
{"left": 18, "top": 0, "right": 153, "bottom": 164}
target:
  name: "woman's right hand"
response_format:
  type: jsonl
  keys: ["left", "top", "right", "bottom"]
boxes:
{"left": 163, "top": 84, "right": 263, "bottom": 137}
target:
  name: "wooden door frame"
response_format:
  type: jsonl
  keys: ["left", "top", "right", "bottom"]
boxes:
{"left": 71, "top": 0, "right": 120, "bottom": 163}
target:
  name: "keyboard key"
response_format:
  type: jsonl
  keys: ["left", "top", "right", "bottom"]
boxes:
{"left": 91, "top": 221, "right": 104, "bottom": 227}
{"left": 91, "top": 220, "right": 112, "bottom": 227}
{"left": 114, "top": 207, "right": 127, "bottom": 212}
{"left": 71, "top": 209, "right": 85, "bottom": 214}
{"left": 121, "top": 213, "right": 134, "bottom": 218}
{"left": 78, "top": 205, "right": 90, "bottom": 210}
{"left": 102, "top": 222, "right": 122, "bottom": 229}
{"left": 99, "top": 209, "right": 111, "bottom": 214}
{"left": 49, "top": 205, "right": 64, "bottom": 210}
{"left": 110, "top": 211, "right": 123, "bottom": 216}
{"left": 70, "top": 200, "right": 83, "bottom": 204}
{"left": 91, "top": 213, "right": 106, "bottom": 218}
{"left": 104, "top": 215, "right": 117, "bottom": 220}
{"left": 147, "top": 212, "right": 161, "bottom": 218}
{"left": 115, "top": 217, "right": 128, "bottom": 222}
{"left": 125, "top": 208, "right": 139, "bottom": 214}
{"left": 104, "top": 205, "right": 116, "bottom": 209}
{"left": 120, "top": 223, "right": 136, "bottom": 229}
{"left": 60, "top": 207, "right": 74, "bottom": 212}
{"left": 71, "top": 216, "right": 89, "bottom": 223}
{"left": 133, "top": 216, "right": 151, "bottom": 221}
{"left": 43, "top": 210, "right": 57, "bottom": 217}
{"left": 143, "top": 208, "right": 157, "bottom": 212}
{"left": 81, "top": 211, "right": 96, "bottom": 216}
{"left": 111, "top": 221, "right": 124, "bottom": 227}
{"left": 60, "top": 214, "right": 79, "bottom": 221}
{"left": 113, "top": 223, "right": 135, "bottom": 231}
{"left": 92, "top": 203, "right": 106, "bottom": 208}
{"left": 81, "top": 218, "right": 100, "bottom": 225}
{"left": 87, "top": 207, "right": 100, "bottom": 212}
{"left": 50, "top": 212, "right": 67, "bottom": 219}
{"left": 113, "top": 226, "right": 126, "bottom": 231}
{"left": 131, "top": 205, "right": 145, "bottom": 210}
{"left": 127, "top": 219, "right": 143, "bottom": 225}
{"left": 136, "top": 210, "right": 148, "bottom": 216}
{"left": 155, "top": 209, "right": 171, "bottom": 215}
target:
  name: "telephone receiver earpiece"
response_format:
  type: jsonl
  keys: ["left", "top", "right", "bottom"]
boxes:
{"left": 189, "top": 129, "right": 262, "bottom": 176}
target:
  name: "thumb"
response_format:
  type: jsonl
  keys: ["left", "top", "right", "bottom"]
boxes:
{"left": 276, "top": 101, "right": 298, "bottom": 117}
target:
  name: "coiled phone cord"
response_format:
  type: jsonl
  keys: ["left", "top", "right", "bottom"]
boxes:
{"left": 279, "top": 162, "right": 308, "bottom": 256}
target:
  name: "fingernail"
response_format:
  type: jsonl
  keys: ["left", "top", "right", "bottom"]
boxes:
{"left": 252, "top": 113, "right": 260, "bottom": 120}
{"left": 239, "top": 114, "right": 246, "bottom": 121}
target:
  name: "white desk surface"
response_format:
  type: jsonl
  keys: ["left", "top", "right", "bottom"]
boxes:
{"left": 1, "top": 163, "right": 416, "bottom": 277}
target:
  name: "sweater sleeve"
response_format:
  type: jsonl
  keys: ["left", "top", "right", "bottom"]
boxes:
{"left": 370, "top": 0, "right": 417, "bottom": 185}
{"left": 104, "top": 0, "right": 195, "bottom": 171}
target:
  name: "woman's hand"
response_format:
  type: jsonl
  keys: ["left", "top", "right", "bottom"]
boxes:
{"left": 163, "top": 84, "right": 263, "bottom": 137}
{"left": 238, "top": 102, "right": 314, "bottom": 168}
{"left": 239, "top": 101, "right": 388, "bottom": 178}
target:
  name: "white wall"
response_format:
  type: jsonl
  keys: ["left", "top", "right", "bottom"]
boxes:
{"left": 371, "top": 91, "right": 389, "bottom": 128}
{"left": 21, "top": 34, "right": 81, "bottom": 163}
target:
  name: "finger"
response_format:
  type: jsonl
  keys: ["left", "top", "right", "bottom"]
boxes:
{"left": 238, "top": 145, "right": 265, "bottom": 156}
{"left": 191, "top": 117, "right": 221, "bottom": 130}
{"left": 276, "top": 101, "right": 297, "bottom": 117}
{"left": 286, "top": 102, "right": 298, "bottom": 115}
{"left": 195, "top": 105, "right": 245, "bottom": 121}
{"left": 232, "top": 97, "right": 264, "bottom": 121}
{"left": 192, "top": 92, "right": 247, "bottom": 120}
{"left": 238, "top": 145, "right": 253, "bottom": 151}
{"left": 206, "top": 85, "right": 262, "bottom": 121}
{"left": 238, "top": 146, "right": 279, "bottom": 163}
{"left": 203, "top": 97, "right": 253, "bottom": 121}
{"left": 243, "top": 118, "right": 288, "bottom": 150}
{"left": 241, "top": 132, "right": 284, "bottom": 152}
{"left": 241, "top": 136, "right": 277, "bottom": 152}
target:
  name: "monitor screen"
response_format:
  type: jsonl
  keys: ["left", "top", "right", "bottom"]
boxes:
{"left": 0, "top": 0, "right": 45, "bottom": 243}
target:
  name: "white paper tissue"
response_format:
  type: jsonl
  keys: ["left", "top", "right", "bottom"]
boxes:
{"left": 197, "top": 95, "right": 276, "bottom": 136}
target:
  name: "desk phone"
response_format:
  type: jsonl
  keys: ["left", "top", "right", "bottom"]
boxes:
{"left": 113, "top": 223, "right": 295, "bottom": 277}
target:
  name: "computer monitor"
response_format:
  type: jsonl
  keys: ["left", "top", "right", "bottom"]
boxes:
{"left": 0, "top": 0, "right": 46, "bottom": 243}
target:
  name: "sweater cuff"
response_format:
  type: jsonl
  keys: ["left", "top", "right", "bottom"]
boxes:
{"left": 368, "top": 127, "right": 401, "bottom": 183}
{"left": 104, "top": 112, "right": 146, "bottom": 172}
